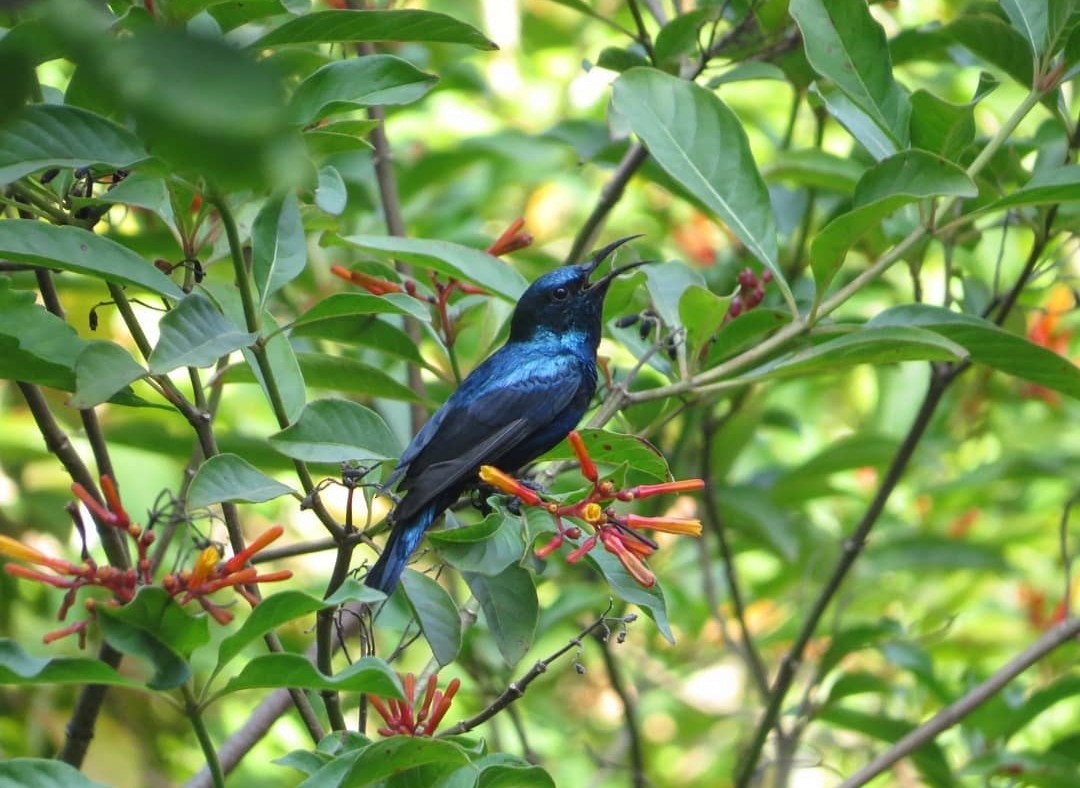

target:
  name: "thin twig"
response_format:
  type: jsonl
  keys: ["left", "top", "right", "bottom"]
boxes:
{"left": 596, "top": 633, "right": 646, "bottom": 788}
{"left": 566, "top": 143, "right": 649, "bottom": 264}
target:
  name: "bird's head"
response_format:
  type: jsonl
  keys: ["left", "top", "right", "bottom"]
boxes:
{"left": 508, "top": 236, "right": 649, "bottom": 347}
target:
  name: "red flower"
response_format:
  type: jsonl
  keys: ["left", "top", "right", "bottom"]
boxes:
{"left": 368, "top": 672, "right": 461, "bottom": 737}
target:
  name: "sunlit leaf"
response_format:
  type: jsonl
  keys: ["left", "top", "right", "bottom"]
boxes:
{"left": 187, "top": 453, "right": 297, "bottom": 510}
{"left": 268, "top": 397, "right": 400, "bottom": 463}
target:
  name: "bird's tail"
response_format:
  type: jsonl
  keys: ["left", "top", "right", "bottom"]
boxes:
{"left": 364, "top": 504, "right": 437, "bottom": 594}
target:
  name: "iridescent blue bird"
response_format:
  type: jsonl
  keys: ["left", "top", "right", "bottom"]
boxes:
{"left": 364, "top": 237, "right": 648, "bottom": 594}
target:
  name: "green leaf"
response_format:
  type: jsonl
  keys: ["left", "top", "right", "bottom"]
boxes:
{"left": 810, "top": 150, "right": 977, "bottom": 293}
{"left": 945, "top": 14, "right": 1034, "bottom": 88}
{"left": 536, "top": 429, "right": 671, "bottom": 482}
{"left": 1000, "top": 0, "right": 1049, "bottom": 56}
{"left": 475, "top": 761, "right": 556, "bottom": 788}
{"left": 0, "top": 759, "right": 109, "bottom": 788}
{"left": 341, "top": 737, "right": 471, "bottom": 787}
{"left": 679, "top": 285, "right": 731, "bottom": 365}
{"left": 268, "top": 397, "right": 401, "bottom": 463}
{"left": 315, "top": 165, "right": 347, "bottom": 215}
{"left": 253, "top": 192, "right": 307, "bottom": 305}
{"left": 463, "top": 565, "right": 538, "bottom": 667}
{"left": 289, "top": 55, "right": 437, "bottom": 124}
{"left": 220, "top": 653, "right": 403, "bottom": 697}
{"left": 868, "top": 534, "right": 1009, "bottom": 572}
{"left": 254, "top": 9, "right": 497, "bottom": 50}
{"left": 870, "top": 305, "right": 1080, "bottom": 399}
{"left": 148, "top": 293, "right": 256, "bottom": 374}
{"left": 909, "top": 89, "right": 976, "bottom": 161}
{"left": 611, "top": 68, "right": 792, "bottom": 308}
{"left": 433, "top": 512, "right": 526, "bottom": 576}
{"left": 739, "top": 326, "right": 969, "bottom": 381}
{"left": 187, "top": 453, "right": 297, "bottom": 510}
{"left": 0, "top": 639, "right": 141, "bottom": 689}
{"left": 215, "top": 590, "right": 328, "bottom": 675}
{"left": 0, "top": 103, "right": 148, "bottom": 184}
{"left": 653, "top": 8, "right": 714, "bottom": 65}
{"left": 764, "top": 149, "right": 864, "bottom": 194}
{"left": 0, "top": 278, "right": 86, "bottom": 390}
{"left": 715, "top": 485, "right": 799, "bottom": 561}
{"left": 809, "top": 83, "right": 897, "bottom": 161}
{"left": 0, "top": 220, "right": 184, "bottom": 298}
{"left": 221, "top": 351, "right": 421, "bottom": 402}
{"left": 982, "top": 164, "right": 1080, "bottom": 210}
{"left": 243, "top": 313, "right": 307, "bottom": 423}
{"left": 293, "top": 315, "right": 428, "bottom": 368}
{"left": 70, "top": 341, "right": 146, "bottom": 408}
{"left": 289, "top": 292, "right": 433, "bottom": 332}
{"left": 400, "top": 569, "right": 462, "bottom": 667}
{"left": 790, "top": 0, "right": 911, "bottom": 146}
{"left": 337, "top": 235, "right": 528, "bottom": 301}
{"left": 324, "top": 577, "right": 387, "bottom": 607}
{"left": 583, "top": 547, "right": 674, "bottom": 644}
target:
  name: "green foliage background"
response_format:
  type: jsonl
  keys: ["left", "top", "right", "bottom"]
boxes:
{"left": 0, "top": 0, "right": 1078, "bottom": 786}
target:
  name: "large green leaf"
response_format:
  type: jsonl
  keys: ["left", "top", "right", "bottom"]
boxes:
{"left": 0, "top": 103, "right": 148, "bottom": 184}
{"left": 463, "top": 565, "right": 538, "bottom": 667}
{"left": 252, "top": 192, "right": 307, "bottom": 305}
{"left": 611, "top": 68, "right": 792, "bottom": 307}
{"left": 999, "top": 0, "right": 1050, "bottom": 56}
{"left": 219, "top": 653, "right": 402, "bottom": 698}
{"left": 0, "top": 759, "right": 109, "bottom": 788}
{"left": 0, "top": 220, "right": 184, "bottom": 298}
{"left": 810, "top": 150, "right": 977, "bottom": 293}
{"left": 268, "top": 397, "right": 401, "bottom": 463}
{"left": 214, "top": 590, "right": 329, "bottom": 676}
{"left": 187, "top": 453, "right": 297, "bottom": 510}
{"left": 340, "top": 737, "right": 471, "bottom": 787}
{"left": 289, "top": 55, "right": 437, "bottom": 124}
{"left": 218, "top": 352, "right": 421, "bottom": 403}
{"left": 0, "top": 278, "right": 86, "bottom": 390}
{"left": 945, "top": 14, "right": 1034, "bottom": 88}
{"left": 148, "top": 293, "right": 256, "bottom": 374}
{"left": 909, "top": 89, "right": 976, "bottom": 162}
{"left": 982, "top": 164, "right": 1080, "bottom": 211}
{"left": 764, "top": 149, "right": 864, "bottom": 194}
{"left": 253, "top": 9, "right": 497, "bottom": 50}
{"left": 288, "top": 292, "right": 433, "bottom": 332}
{"left": 433, "top": 511, "right": 526, "bottom": 576}
{"left": 400, "top": 569, "right": 462, "bottom": 667}
{"left": 536, "top": 429, "right": 671, "bottom": 482}
{"left": 70, "top": 341, "right": 146, "bottom": 408}
{"left": 0, "top": 639, "right": 141, "bottom": 689}
{"left": 584, "top": 547, "right": 675, "bottom": 644}
{"left": 870, "top": 305, "right": 1080, "bottom": 399}
{"left": 791, "top": 0, "right": 911, "bottom": 146}
{"left": 336, "top": 236, "right": 527, "bottom": 301}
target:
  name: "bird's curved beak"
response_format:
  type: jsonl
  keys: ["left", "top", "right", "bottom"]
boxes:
{"left": 584, "top": 235, "right": 651, "bottom": 293}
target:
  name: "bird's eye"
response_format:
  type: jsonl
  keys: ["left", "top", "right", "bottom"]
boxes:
{"left": 552, "top": 286, "right": 569, "bottom": 300}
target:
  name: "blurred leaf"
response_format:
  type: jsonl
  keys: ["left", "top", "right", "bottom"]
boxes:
{"left": 0, "top": 639, "right": 141, "bottom": 689}
{"left": 289, "top": 292, "right": 432, "bottom": 331}
{"left": 0, "top": 278, "right": 87, "bottom": 390}
{"left": 679, "top": 285, "right": 731, "bottom": 364}
{"left": 401, "top": 569, "right": 462, "bottom": 667}
{"left": 654, "top": 8, "right": 714, "bottom": 65}
{"left": 0, "top": 759, "right": 109, "bottom": 787}
{"left": 596, "top": 46, "right": 650, "bottom": 73}
{"left": 463, "top": 565, "right": 538, "bottom": 666}
{"left": 323, "top": 578, "right": 387, "bottom": 607}
{"left": 254, "top": 9, "right": 497, "bottom": 50}
{"left": 148, "top": 293, "right": 256, "bottom": 374}
{"left": 289, "top": 55, "right": 437, "bottom": 124}
{"left": 70, "top": 341, "right": 146, "bottom": 408}
{"left": 253, "top": 193, "right": 307, "bottom": 305}
{"left": 315, "top": 164, "right": 348, "bottom": 215}
{"left": 293, "top": 315, "right": 429, "bottom": 368}
{"left": 822, "top": 671, "right": 893, "bottom": 708}
{"left": 764, "top": 149, "right": 864, "bottom": 194}
{"left": 999, "top": 0, "right": 1050, "bottom": 56}
{"left": 819, "top": 619, "right": 903, "bottom": 677}
{"left": 536, "top": 429, "right": 671, "bottom": 482}
{"left": 705, "top": 308, "right": 791, "bottom": 365}
{"left": 977, "top": 675, "right": 1080, "bottom": 740}
{"left": 811, "top": 151, "right": 977, "bottom": 293}
{"left": 337, "top": 235, "right": 527, "bottom": 301}
{"left": 339, "top": 737, "right": 471, "bottom": 787}
{"left": 0, "top": 104, "right": 148, "bottom": 184}
{"left": 791, "top": 0, "right": 911, "bottom": 146}
{"left": 612, "top": 68, "right": 792, "bottom": 306}
{"left": 215, "top": 590, "right": 328, "bottom": 675}
{"left": 945, "top": 14, "right": 1034, "bottom": 88}
{"left": 268, "top": 397, "right": 400, "bottom": 463}
{"left": 244, "top": 314, "right": 308, "bottom": 422}
{"left": 187, "top": 453, "right": 297, "bottom": 509}
{"left": 220, "top": 351, "right": 420, "bottom": 402}
{"left": 708, "top": 62, "right": 788, "bottom": 87}
{"left": 870, "top": 305, "right": 1080, "bottom": 399}
{"left": 583, "top": 547, "right": 674, "bottom": 644}
{"left": 98, "top": 588, "right": 206, "bottom": 690}
{"left": 0, "top": 220, "right": 184, "bottom": 298}
{"left": 982, "top": 164, "right": 1080, "bottom": 210}
{"left": 715, "top": 485, "right": 799, "bottom": 561}
{"left": 219, "top": 653, "right": 402, "bottom": 697}
{"left": 868, "top": 534, "right": 1009, "bottom": 572}
{"left": 740, "top": 326, "right": 968, "bottom": 381}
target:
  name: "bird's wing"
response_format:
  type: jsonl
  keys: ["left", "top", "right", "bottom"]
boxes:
{"left": 391, "top": 351, "right": 584, "bottom": 519}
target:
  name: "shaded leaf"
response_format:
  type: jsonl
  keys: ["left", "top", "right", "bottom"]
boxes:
{"left": 401, "top": 569, "right": 462, "bottom": 667}
{"left": 220, "top": 351, "right": 420, "bottom": 402}
{"left": 253, "top": 192, "right": 307, "bottom": 304}
{"left": 220, "top": 653, "right": 402, "bottom": 697}
{"left": 1000, "top": 0, "right": 1049, "bottom": 56}
{"left": 70, "top": 341, "right": 146, "bottom": 408}
{"left": 289, "top": 292, "right": 432, "bottom": 331}
{"left": 187, "top": 453, "right": 297, "bottom": 510}
{"left": 536, "top": 429, "right": 671, "bottom": 482}
{"left": 463, "top": 565, "right": 538, "bottom": 667}
{"left": 268, "top": 397, "right": 401, "bottom": 463}
{"left": 0, "top": 639, "right": 141, "bottom": 689}
{"left": 0, "top": 759, "right": 109, "bottom": 788}
{"left": 434, "top": 511, "right": 526, "bottom": 576}
{"left": 583, "top": 547, "right": 674, "bottom": 644}
{"left": 341, "top": 737, "right": 471, "bottom": 787}
{"left": 315, "top": 164, "right": 347, "bottom": 215}
{"left": 945, "top": 14, "right": 1034, "bottom": 88}
{"left": 254, "top": 9, "right": 497, "bottom": 50}
{"left": 148, "top": 293, "right": 256, "bottom": 374}
{"left": 764, "top": 149, "right": 864, "bottom": 194}
{"left": 215, "top": 590, "right": 328, "bottom": 675}
{"left": 982, "top": 164, "right": 1080, "bottom": 210}
{"left": 0, "top": 278, "right": 86, "bottom": 390}
{"left": 909, "top": 89, "right": 976, "bottom": 161}
{"left": 289, "top": 55, "right": 437, "bottom": 124}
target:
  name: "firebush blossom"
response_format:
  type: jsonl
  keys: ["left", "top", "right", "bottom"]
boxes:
{"left": 368, "top": 671, "right": 461, "bottom": 737}
{"left": 0, "top": 474, "right": 291, "bottom": 646}
{"left": 480, "top": 431, "right": 704, "bottom": 588}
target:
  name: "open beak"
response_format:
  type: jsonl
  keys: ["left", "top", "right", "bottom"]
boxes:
{"left": 584, "top": 235, "right": 651, "bottom": 293}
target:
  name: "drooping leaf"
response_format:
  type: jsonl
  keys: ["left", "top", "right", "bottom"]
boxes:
{"left": 339, "top": 737, "right": 471, "bottom": 787}
{"left": 220, "top": 653, "right": 403, "bottom": 698}
{"left": 70, "top": 341, "right": 146, "bottom": 408}
{"left": 463, "top": 565, "right": 538, "bottom": 667}
{"left": 0, "top": 639, "right": 141, "bottom": 689}
{"left": 268, "top": 397, "right": 401, "bottom": 463}
{"left": 254, "top": 9, "right": 497, "bottom": 50}
{"left": 611, "top": 68, "right": 793, "bottom": 308}
{"left": 583, "top": 547, "right": 674, "bottom": 644}
{"left": 0, "top": 220, "right": 184, "bottom": 298}
{"left": 808, "top": 83, "right": 898, "bottom": 161}
{"left": 0, "top": 103, "right": 148, "bottom": 184}
{"left": 148, "top": 293, "right": 256, "bottom": 374}
{"left": 187, "top": 453, "right": 297, "bottom": 510}
{"left": 909, "top": 89, "right": 976, "bottom": 161}
{"left": 215, "top": 590, "right": 328, "bottom": 675}
{"left": 0, "top": 278, "right": 87, "bottom": 390}
{"left": 253, "top": 192, "right": 307, "bottom": 304}
{"left": 982, "top": 164, "right": 1080, "bottom": 210}
{"left": 945, "top": 14, "right": 1034, "bottom": 88}
{"left": 289, "top": 292, "right": 432, "bottom": 332}
{"left": 400, "top": 569, "right": 462, "bottom": 667}
{"left": 289, "top": 55, "right": 437, "bottom": 124}
{"left": 242, "top": 313, "right": 307, "bottom": 423}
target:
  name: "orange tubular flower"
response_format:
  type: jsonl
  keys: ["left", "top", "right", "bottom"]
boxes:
{"left": 479, "top": 465, "right": 542, "bottom": 505}
{"left": 568, "top": 431, "right": 598, "bottom": 482}
{"left": 622, "top": 513, "right": 703, "bottom": 537}
{"left": 330, "top": 265, "right": 404, "bottom": 296}
{"left": 370, "top": 672, "right": 461, "bottom": 737}
{"left": 622, "top": 479, "right": 705, "bottom": 500}
{"left": 486, "top": 217, "right": 533, "bottom": 257}
{"left": 0, "top": 535, "right": 79, "bottom": 574}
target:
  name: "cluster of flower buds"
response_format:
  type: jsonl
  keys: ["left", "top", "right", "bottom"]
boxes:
{"left": 331, "top": 218, "right": 532, "bottom": 346}
{"left": 368, "top": 671, "right": 461, "bottom": 737}
{"left": 0, "top": 475, "right": 290, "bottom": 646}
{"left": 479, "top": 432, "right": 704, "bottom": 588}
{"left": 726, "top": 267, "right": 773, "bottom": 320}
